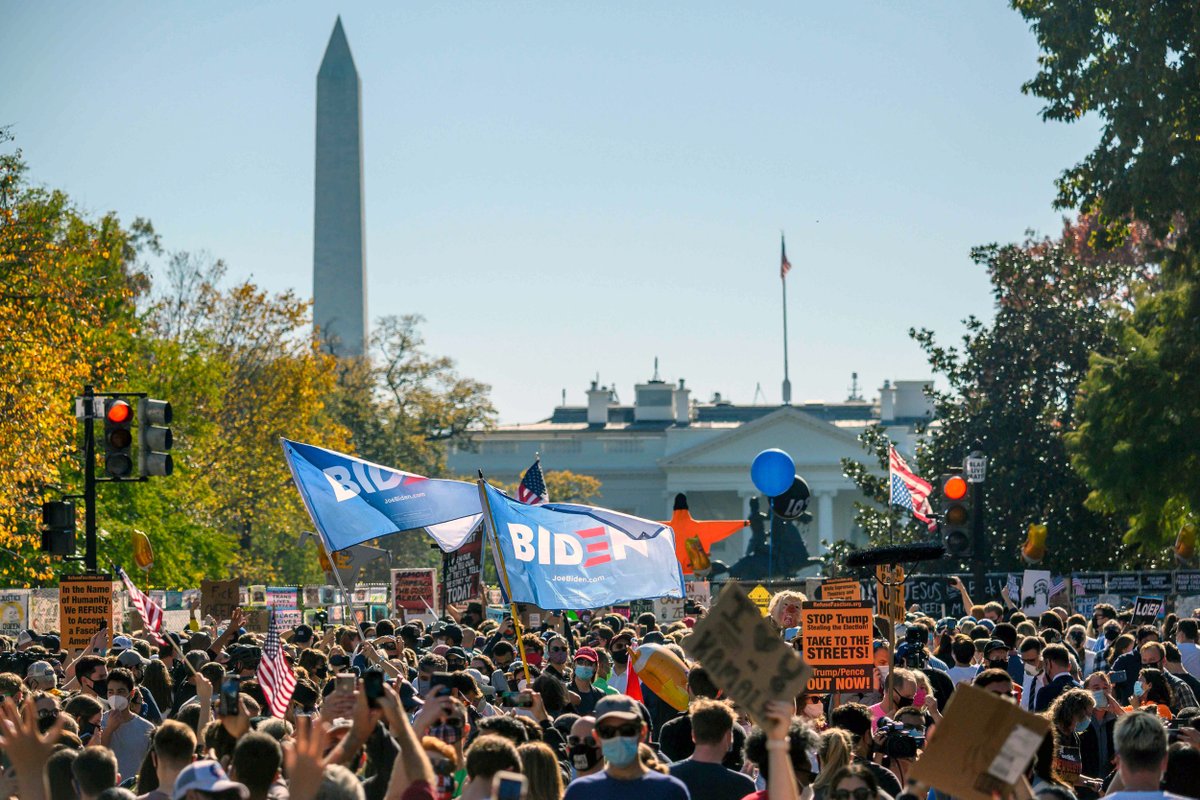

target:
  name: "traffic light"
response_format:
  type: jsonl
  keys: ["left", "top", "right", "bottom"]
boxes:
{"left": 938, "top": 473, "right": 973, "bottom": 557}
{"left": 138, "top": 398, "right": 173, "bottom": 477}
{"left": 103, "top": 398, "right": 134, "bottom": 478}
{"left": 40, "top": 500, "right": 76, "bottom": 555}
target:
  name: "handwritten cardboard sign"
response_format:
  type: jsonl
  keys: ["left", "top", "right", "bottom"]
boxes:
{"left": 59, "top": 575, "right": 113, "bottom": 652}
{"left": 800, "top": 601, "right": 874, "bottom": 692}
{"left": 875, "top": 565, "right": 905, "bottom": 624}
{"left": 201, "top": 579, "right": 240, "bottom": 621}
{"left": 911, "top": 682, "right": 1050, "bottom": 800}
{"left": 822, "top": 578, "right": 863, "bottom": 602}
{"left": 392, "top": 568, "right": 437, "bottom": 615}
{"left": 683, "top": 581, "right": 811, "bottom": 724}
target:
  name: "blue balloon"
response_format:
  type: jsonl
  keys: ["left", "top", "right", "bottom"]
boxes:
{"left": 751, "top": 449, "right": 795, "bottom": 496}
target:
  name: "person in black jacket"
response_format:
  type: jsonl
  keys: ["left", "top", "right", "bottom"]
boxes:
{"left": 1034, "top": 644, "right": 1079, "bottom": 712}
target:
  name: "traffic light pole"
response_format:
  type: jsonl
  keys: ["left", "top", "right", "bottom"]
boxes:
{"left": 971, "top": 479, "right": 986, "bottom": 599}
{"left": 83, "top": 384, "right": 98, "bottom": 573}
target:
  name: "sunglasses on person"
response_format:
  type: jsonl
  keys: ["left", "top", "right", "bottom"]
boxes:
{"left": 37, "top": 708, "right": 59, "bottom": 720}
{"left": 831, "top": 789, "right": 875, "bottom": 800}
{"left": 568, "top": 735, "right": 596, "bottom": 747}
{"left": 806, "top": 696, "right": 824, "bottom": 705}
{"left": 596, "top": 723, "right": 640, "bottom": 739}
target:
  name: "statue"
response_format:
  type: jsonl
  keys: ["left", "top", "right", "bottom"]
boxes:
{"left": 717, "top": 497, "right": 819, "bottom": 580}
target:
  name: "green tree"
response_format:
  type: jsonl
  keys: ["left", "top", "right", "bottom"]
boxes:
{"left": 1012, "top": 0, "right": 1200, "bottom": 253}
{"left": 843, "top": 221, "right": 1145, "bottom": 572}
{"left": 0, "top": 136, "right": 150, "bottom": 584}
{"left": 1067, "top": 273, "right": 1200, "bottom": 561}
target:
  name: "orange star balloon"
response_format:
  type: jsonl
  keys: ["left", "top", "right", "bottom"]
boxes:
{"left": 661, "top": 493, "right": 747, "bottom": 576}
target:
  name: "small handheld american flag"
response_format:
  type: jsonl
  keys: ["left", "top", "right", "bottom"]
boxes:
{"left": 258, "top": 609, "right": 296, "bottom": 718}
{"left": 117, "top": 566, "right": 166, "bottom": 644}
{"left": 516, "top": 458, "right": 549, "bottom": 505}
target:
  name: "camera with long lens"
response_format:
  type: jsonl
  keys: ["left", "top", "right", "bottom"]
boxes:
{"left": 0, "top": 650, "right": 43, "bottom": 678}
{"left": 895, "top": 640, "right": 929, "bottom": 670}
{"left": 877, "top": 717, "right": 925, "bottom": 759}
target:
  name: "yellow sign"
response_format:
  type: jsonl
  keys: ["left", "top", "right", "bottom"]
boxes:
{"left": 748, "top": 584, "right": 772, "bottom": 617}
{"left": 822, "top": 578, "right": 863, "bottom": 602}
{"left": 875, "top": 565, "right": 906, "bottom": 624}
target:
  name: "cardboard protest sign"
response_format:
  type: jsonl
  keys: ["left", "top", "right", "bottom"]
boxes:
{"left": 875, "top": 565, "right": 905, "bottom": 624}
{"left": 392, "top": 568, "right": 437, "bottom": 615}
{"left": 201, "top": 579, "right": 240, "bottom": 621}
{"left": 0, "top": 590, "right": 30, "bottom": 636}
{"left": 685, "top": 580, "right": 711, "bottom": 609}
{"left": 747, "top": 584, "right": 772, "bottom": 616}
{"left": 443, "top": 529, "right": 483, "bottom": 606}
{"left": 799, "top": 601, "right": 874, "bottom": 692}
{"left": 244, "top": 608, "right": 270, "bottom": 633}
{"left": 822, "top": 578, "right": 863, "bottom": 602}
{"left": 1131, "top": 596, "right": 1165, "bottom": 624}
{"left": 911, "top": 683, "right": 1050, "bottom": 800}
{"left": 683, "top": 581, "right": 811, "bottom": 725}
{"left": 59, "top": 575, "right": 113, "bottom": 652}
{"left": 653, "top": 595, "right": 686, "bottom": 623}
{"left": 29, "top": 589, "right": 58, "bottom": 634}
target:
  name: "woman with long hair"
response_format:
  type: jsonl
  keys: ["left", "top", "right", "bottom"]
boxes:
{"left": 1126, "top": 668, "right": 1174, "bottom": 719}
{"left": 517, "top": 741, "right": 564, "bottom": 800}
{"left": 1046, "top": 688, "right": 1097, "bottom": 795}
{"left": 812, "top": 729, "right": 855, "bottom": 800}
{"left": 140, "top": 659, "right": 173, "bottom": 717}
{"left": 1104, "top": 634, "right": 1135, "bottom": 672}
{"left": 826, "top": 764, "right": 881, "bottom": 800}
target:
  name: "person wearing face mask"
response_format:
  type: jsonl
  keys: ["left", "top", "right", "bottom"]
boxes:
{"left": 568, "top": 647, "right": 606, "bottom": 716}
{"left": 946, "top": 636, "right": 979, "bottom": 686}
{"left": 1047, "top": 688, "right": 1099, "bottom": 794}
{"left": 1033, "top": 644, "right": 1079, "bottom": 712}
{"left": 866, "top": 667, "right": 918, "bottom": 731}
{"left": 544, "top": 635, "right": 572, "bottom": 682}
{"left": 607, "top": 633, "right": 633, "bottom": 694}
{"left": 569, "top": 716, "right": 605, "bottom": 779}
{"left": 92, "top": 667, "right": 155, "bottom": 783}
{"left": 75, "top": 655, "right": 110, "bottom": 700}
{"left": 1080, "top": 672, "right": 1124, "bottom": 781}
{"left": 744, "top": 703, "right": 822, "bottom": 800}
{"left": 668, "top": 699, "right": 756, "bottom": 800}
{"left": 563, "top": 695, "right": 689, "bottom": 799}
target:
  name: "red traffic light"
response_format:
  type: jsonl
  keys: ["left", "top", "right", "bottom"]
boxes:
{"left": 943, "top": 475, "right": 968, "bottom": 501}
{"left": 106, "top": 400, "right": 131, "bottom": 424}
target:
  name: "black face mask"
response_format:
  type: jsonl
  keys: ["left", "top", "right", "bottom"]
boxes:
{"left": 88, "top": 677, "right": 109, "bottom": 698}
{"left": 988, "top": 658, "right": 1007, "bottom": 669}
{"left": 612, "top": 650, "right": 629, "bottom": 665}
{"left": 570, "top": 742, "right": 602, "bottom": 771}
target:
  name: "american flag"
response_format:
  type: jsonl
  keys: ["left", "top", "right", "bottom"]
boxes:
{"left": 516, "top": 458, "right": 549, "bottom": 505}
{"left": 780, "top": 235, "right": 792, "bottom": 279}
{"left": 116, "top": 566, "right": 165, "bottom": 644}
{"left": 1049, "top": 576, "right": 1086, "bottom": 597}
{"left": 888, "top": 445, "right": 935, "bottom": 528}
{"left": 257, "top": 609, "right": 296, "bottom": 718}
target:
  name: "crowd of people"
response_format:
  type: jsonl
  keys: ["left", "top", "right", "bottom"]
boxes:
{"left": 1, "top": 584, "right": 1199, "bottom": 800}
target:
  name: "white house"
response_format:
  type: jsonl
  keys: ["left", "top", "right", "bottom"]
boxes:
{"left": 447, "top": 375, "right": 933, "bottom": 566}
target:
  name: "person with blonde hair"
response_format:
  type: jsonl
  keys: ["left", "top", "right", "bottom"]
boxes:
{"left": 768, "top": 591, "right": 806, "bottom": 635}
{"left": 517, "top": 741, "right": 563, "bottom": 800}
{"left": 812, "top": 729, "right": 854, "bottom": 800}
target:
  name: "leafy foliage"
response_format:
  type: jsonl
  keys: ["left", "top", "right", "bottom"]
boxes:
{"left": 1012, "top": 0, "right": 1200, "bottom": 252}
{"left": 843, "top": 220, "right": 1146, "bottom": 572}
{"left": 1068, "top": 273, "right": 1200, "bottom": 560}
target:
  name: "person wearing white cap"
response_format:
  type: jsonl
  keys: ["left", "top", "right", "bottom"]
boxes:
{"left": 24, "top": 660, "right": 58, "bottom": 693}
{"left": 172, "top": 760, "right": 249, "bottom": 800}
{"left": 564, "top": 694, "right": 688, "bottom": 799}
{"left": 16, "top": 630, "right": 36, "bottom": 651}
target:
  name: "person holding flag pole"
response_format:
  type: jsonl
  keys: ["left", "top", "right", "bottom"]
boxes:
{"left": 476, "top": 471, "right": 535, "bottom": 689}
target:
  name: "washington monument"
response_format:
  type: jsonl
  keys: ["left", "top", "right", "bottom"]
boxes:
{"left": 313, "top": 17, "right": 367, "bottom": 357}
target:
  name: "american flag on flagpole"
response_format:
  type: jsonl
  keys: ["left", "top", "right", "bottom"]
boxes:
{"left": 516, "top": 458, "right": 549, "bottom": 505}
{"left": 258, "top": 609, "right": 296, "bottom": 718}
{"left": 888, "top": 445, "right": 935, "bottom": 529}
{"left": 780, "top": 235, "right": 792, "bottom": 280}
{"left": 116, "top": 566, "right": 165, "bottom": 644}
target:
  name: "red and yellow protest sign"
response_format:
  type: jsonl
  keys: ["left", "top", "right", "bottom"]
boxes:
{"left": 800, "top": 600, "right": 874, "bottom": 693}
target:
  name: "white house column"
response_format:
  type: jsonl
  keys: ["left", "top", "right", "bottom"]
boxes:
{"left": 816, "top": 490, "right": 835, "bottom": 554}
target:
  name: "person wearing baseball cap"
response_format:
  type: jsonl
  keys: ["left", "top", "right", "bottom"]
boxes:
{"left": 173, "top": 759, "right": 249, "bottom": 800}
{"left": 568, "top": 647, "right": 605, "bottom": 716}
{"left": 565, "top": 694, "right": 688, "bottom": 799}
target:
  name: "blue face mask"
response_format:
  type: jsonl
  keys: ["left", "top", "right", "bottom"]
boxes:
{"left": 1133, "top": 680, "right": 1145, "bottom": 697}
{"left": 574, "top": 665, "right": 595, "bottom": 682}
{"left": 600, "top": 735, "right": 639, "bottom": 767}
{"left": 1075, "top": 718, "right": 1091, "bottom": 734}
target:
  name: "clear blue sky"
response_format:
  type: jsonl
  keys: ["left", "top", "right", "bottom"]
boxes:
{"left": 2, "top": 2, "right": 1098, "bottom": 424}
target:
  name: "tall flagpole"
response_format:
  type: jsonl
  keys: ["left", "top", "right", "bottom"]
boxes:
{"left": 477, "top": 474, "right": 533, "bottom": 687}
{"left": 781, "top": 233, "right": 792, "bottom": 405}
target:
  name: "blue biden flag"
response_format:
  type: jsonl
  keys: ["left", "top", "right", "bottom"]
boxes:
{"left": 281, "top": 439, "right": 483, "bottom": 552}
{"left": 479, "top": 481, "right": 686, "bottom": 610}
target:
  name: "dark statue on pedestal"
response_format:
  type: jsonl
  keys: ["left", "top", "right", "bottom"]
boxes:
{"left": 709, "top": 497, "right": 819, "bottom": 580}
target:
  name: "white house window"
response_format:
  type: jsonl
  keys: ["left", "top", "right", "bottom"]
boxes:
{"left": 603, "top": 439, "right": 644, "bottom": 454}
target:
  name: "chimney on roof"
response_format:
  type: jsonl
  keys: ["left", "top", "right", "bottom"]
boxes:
{"left": 674, "top": 378, "right": 691, "bottom": 425}
{"left": 587, "top": 380, "right": 611, "bottom": 426}
{"left": 880, "top": 379, "right": 895, "bottom": 422}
